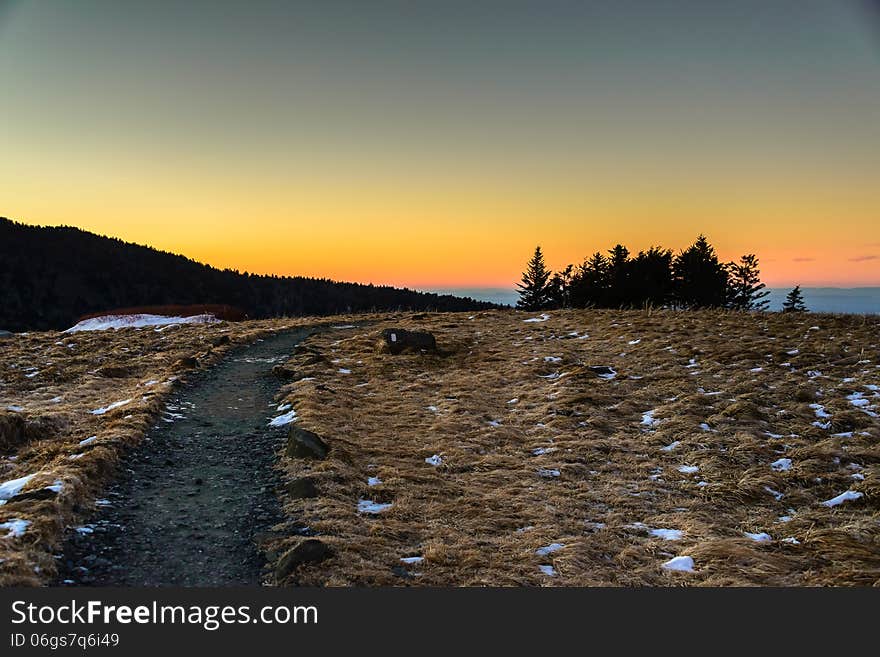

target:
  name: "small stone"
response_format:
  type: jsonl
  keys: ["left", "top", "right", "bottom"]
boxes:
{"left": 285, "top": 477, "right": 318, "bottom": 498}
{"left": 286, "top": 427, "right": 329, "bottom": 459}
{"left": 275, "top": 539, "right": 331, "bottom": 580}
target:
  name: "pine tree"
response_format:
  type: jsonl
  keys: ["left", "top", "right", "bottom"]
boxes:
{"left": 517, "top": 246, "right": 553, "bottom": 311}
{"left": 782, "top": 285, "right": 808, "bottom": 312}
{"left": 672, "top": 235, "right": 729, "bottom": 308}
{"left": 548, "top": 264, "right": 574, "bottom": 309}
{"left": 727, "top": 254, "right": 770, "bottom": 311}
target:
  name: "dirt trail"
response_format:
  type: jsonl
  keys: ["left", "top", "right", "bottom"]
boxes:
{"left": 58, "top": 329, "right": 313, "bottom": 586}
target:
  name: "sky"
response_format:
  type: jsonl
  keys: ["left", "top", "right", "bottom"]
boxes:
{"left": 1, "top": 0, "right": 878, "bottom": 288}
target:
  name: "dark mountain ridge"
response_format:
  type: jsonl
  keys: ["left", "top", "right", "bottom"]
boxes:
{"left": 0, "top": 217, "right": 497, "bottom": 331}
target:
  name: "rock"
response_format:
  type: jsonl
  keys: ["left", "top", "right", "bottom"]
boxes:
{"left": 381, "top": 328, "right": 437, "bottom": 355}
{"left": 173, "top": 357, "right": 199, "bottom": 370}
{"left": 271, "top": 364, "right": 297, "bottom": 379}
{"left": 275, "top": 539, "right": 331, "bottom": 579}
{"left": 211, "top": 335, "right": 231, "bottom": 347}
{"left": 0, "top": 330, "right": 13, "bottom": 339}
{"left": 95, "top": 365, "right": 132, "bottom": 378}
{"left": 285, "top": 477, "right": 318, "bottom": 498}
{"left": 286, "top": 427, "right": 329, "bottom": 459}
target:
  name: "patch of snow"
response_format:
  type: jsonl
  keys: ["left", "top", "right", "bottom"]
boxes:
{"left": 75, "top": 526, "right": 94, "bottom": 535}
{"left": 338, "top": 368, "right": 352, "bottom": 374}
{"left": 331, "top": 325, "right": 357, "bottom": 329}
{"left": 745, "top": 532, "right": 772, "bottom": 543}
{"left": 538, "top": 564, "right": 557, "bottom": 576}
{"left": 487, "top": 419, "right": 502, "bottom": 427}
{"left": 535, "top": 542, "right": 565, "bottom": 557}
{"left": 277, "top": 403, "right": 292, "bottom": 412}
{"left": 649, "top": 528, "right": 683, "bottom": 541}
{"left": 268, "top": 410, "right": 297, "bottom": 427}
{"left": 782, "top": 537, "right": 800, "bottom": 545}
{"left": 426, "top": 405, "right": 439, "bottom": 412}
{"left": 1, "top": 519, "right": 30, "bottom": 538}
{"left": 367, "top": 477, "right": 382, "bottom": 487}
{"left": 661, "top": 556, "right": 695, "bottom": 573}
{"left": 749, "top": 367, "right": 764, "bottom": 373}
{"left": 0, "top": 474, "right": 37, "bottom": 504}
{"left": 90, "top": 399, "right": 132, "bottom": 415}
{"left": 507, "top": 398, "right": 519, "bottom": 405}
{"left": 357, "top": 499, "right": 393, "bottom": 514}
{"left": 6, "top": 405, "right": 24, "bottom": 412}
{"left": 628, "top": 339, "right": 641, "bottom": 345}
{"left": 821, "top": 490, "right": 863, "bottom": 507}
{"left": 678, "top": 465, "right": 699, "bottom": 474}
{"left": 425, "top": 454, "right": 443, "bottom": 466}
{"left": 544, "top": 356, "right": 562, "bottom": 363}
{"left": 66, "top": 313, "right": 219, "bottom": 333}
{"left": 400, "top": 556, "right": 424, "bottom": 564}
{"left": 770, "top": 458, "right": 792, "bottom": 472}
{"left": 764, "top": 486, "right": 784, "bottom": 501}
{"left": 523, "top": 314, "right": 551, "bottom": 323}
{"left": 660, "top": 441, "right": 681, "bottom": 452}
{"left": 641, "top": 410, "right": 659, "bottom": 428}
{"left": 537, "top": 468, "right": 561, "bottom": 478}
{"left": 78, "top": 436, "right": 97, "bottom": 447}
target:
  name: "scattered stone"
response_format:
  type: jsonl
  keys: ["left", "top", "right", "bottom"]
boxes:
{"left": 285, "top": 477, "right": 318, "bottom": 498}
{"left": 381, "top": 328, "right": 437, "bottom": 355}
{"left": 275, "top": 539, "right": 331, "bottom": 580}
{"left": 286, "top": 427, "right": 329, "bottom": 459}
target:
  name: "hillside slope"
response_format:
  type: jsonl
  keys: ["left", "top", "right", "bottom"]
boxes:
{"left": 0, "top": 218, "right": 496, "bottom": 331}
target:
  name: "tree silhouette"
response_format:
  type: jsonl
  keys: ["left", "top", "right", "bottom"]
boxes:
{"left": 548, "top": 264, "right": 574, "bottom": 309}
{"left": 628, "top": 247, "right": 674, "bottom": 308}
{"left": 782, "top": 285, "right": 808, "bottom": 312}
{"left": 672, "top": 235, "right": 729, "bottom": 308}
{"left": 727, "top": 254, "right": 770, "bottom": 311}
{"left": 517, "top": 246, "right": 553, "bottom": 311}
{"left": 570, "top": 251, "right": 610, "bottom": 308}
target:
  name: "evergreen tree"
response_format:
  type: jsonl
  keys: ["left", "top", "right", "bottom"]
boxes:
{"left": 548, "top": 264, "right": 574, "bottom": 309}
{"left": 570, "top": 251, "right": 609, "bottom": 307}
{"left": 782, "top": 285, "right": 808, "bottom": 312}
{"left": 727, "top": 254, "right": 770, "bottom": 311}
{"left": 628, "top": 246, "right": 674, "bottom": 308}
{"left": 605, "top": 244, "right": 631, "bottom": 307}
{"left": 517, "top": 246, "right": 553, "bottom": 311}
{"left": 672, "top": 235, "right": 729, "bottom": 308}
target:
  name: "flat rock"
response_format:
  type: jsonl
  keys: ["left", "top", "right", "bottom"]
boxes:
{"left": 381, "top": 328, "right": 437, "bottom": 355}
{"left": 275, "top": 539, "right": 331, "bottom": 580}
{"left": 286, "top": 427, "right": 329, "bottom": 459}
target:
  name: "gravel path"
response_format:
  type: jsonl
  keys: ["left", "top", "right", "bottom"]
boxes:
{"left": 58, "top": 329, "right": 312, "bottom": 586}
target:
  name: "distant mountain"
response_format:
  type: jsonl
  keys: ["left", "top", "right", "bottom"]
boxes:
{"left": 0, "top": 218, "right": 497, "bottom": 331}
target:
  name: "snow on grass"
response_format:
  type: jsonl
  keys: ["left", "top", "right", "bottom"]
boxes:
{"left": 770, "top": 458, "right": 792, "bottom": 472}
{"left": 268, "top": 410, "right": 298, "bottom": 427}
{"left": 649, "top": 528, "right": 683, "bottom": 541}
{"left": 357, "top": 499, "right": 393, "bottom": 514}
{"left": 537, "top": 468, "right": 561, "bottom": 478}
{"left": 661, "top": 556, "right": 695, "bottom": 572}
{"left": 426, "top": 405, "right": 439, "bottom": 412}
{"left": 1, "top": 519, "right": 30, "bottom": 538}
{"left": 628, "top": 339, "right": 641, "bottom": 345}
{"left": 678, "top": 465, "right": 699, "bottom": 474}
{"left": 90, "top": 399, "right": 132, "bottom": 415}
{"left": 641, "top": 410, "right": 659, "bottom": 428}
{"left": 425, "top": 455, "right": 443, "bottom": 466}
{"left": 764, "top": 486, "right": 785, "bottom": 501}
{"left": 400, "top": 556, "right": 424, "bottom": 564}
{"left": 338, "top": 368, "right": 352, "bottom": 375}
{"left": 749, "top": 367, "right": 764, "bottom": 373}
{"left": 809, "top": 403, "right": 831, "bottom": 418}
{"left": 523, "top": 314, "right": 551, "bottom": 323}
{"left": 538, "top": 564, "right": 557, "bottom": 576}
{"left": 507, "top": 398, "right": 519, "bottom": 405}
{"left": 367, "top": 477, "right": 382, "bottom": 487}
{"left": 595, "top": 367, "right": 617, "bottom": 380}
{"left": 532, "top": 446, "right": 556, "bottom": 456}
{"left": 277, "top": 403, "right": 292, "bottom": 412}
{"left": 331, "top": 325, "right": 358, "bottom": 329}
{"left": 782, "top": 537, "right": 801, "bottom": 545}
{"left": 75, "top": 526, "right": 94, "bottom": 535}
{"left": 78, "top": 436, "right": 97, "bottom": 447}
{"left": 66, "top": 313, "right": 219, "bottom": 333}
{"left": 660, "top": 440, "right": 681, "bottom": 452}
{"left": 535, "top": 542, "right": 565, "bottom": 557}
{"left": 821, "top": 490, "right": 864, "bottom": 507}
{"left": 543, "top": 356, "right": 562, "bottom": 363}
{"left": 744, "top": 532, "right": 772, "bottom": 543}
{"left": 0, "top": 474, "right": 37, "bottom": 504}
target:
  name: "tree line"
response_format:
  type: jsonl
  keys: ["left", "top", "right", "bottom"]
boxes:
{"left": 517, "top": 235, "right": 808, "bottom": 312}
{"left": 0, "top": 218, "right": 497, "bottom": 331}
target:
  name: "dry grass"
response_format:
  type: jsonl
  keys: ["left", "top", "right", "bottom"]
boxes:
{"left": 0, "top": 316, "right": 326, "bottom": 585}
{"left": 272, "top": 309, "right": 880, "bottom": 586}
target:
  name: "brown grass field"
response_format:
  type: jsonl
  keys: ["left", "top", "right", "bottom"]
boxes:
{"left": 2, "top": 309, "right": 878, "bottom": 586}
{"left": 274, "top": 309, "right": 879, "bottom": 586}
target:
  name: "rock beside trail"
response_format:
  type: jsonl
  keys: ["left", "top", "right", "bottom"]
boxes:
{"left": 381, "top": 328, "right": 437, "bottom": 355}
{"left": 285, "top": 477, "right": 318, "bottom": 498}
{"left": 275, "top": 539, "right": 331, "bottom": 580}
{"left": 211, "top": 335, "right": 231, "bottom": 347}
{"left": 271, "top": 364, "right": 297, "bottom": 379}
{"left": 286, "top": 427, "right": 329, "bottom": 459}
{"left": 173, "top": 356, "right": 199, "bottom": 370}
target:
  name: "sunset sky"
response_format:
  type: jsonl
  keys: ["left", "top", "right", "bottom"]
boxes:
{"left": 1, "top": 1, "right": 878, "bottom": 288}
